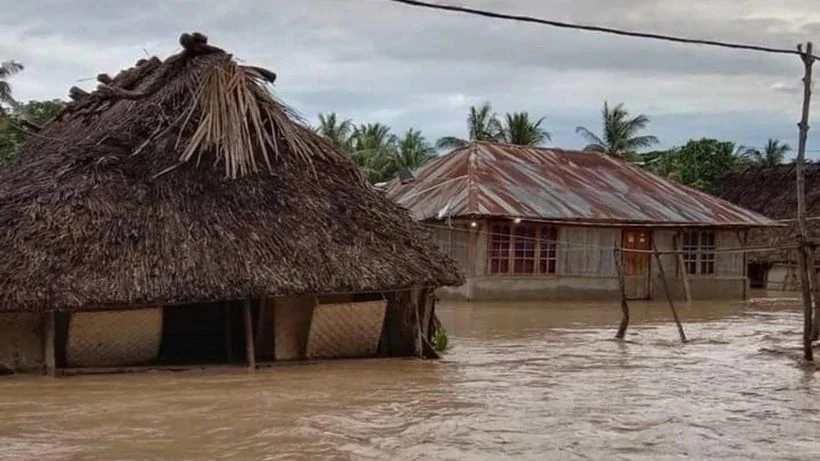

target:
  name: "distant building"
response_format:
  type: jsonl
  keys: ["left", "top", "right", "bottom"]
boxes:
{"left": 715, "top": 164, "right": 818, "bottom": 291}
{"left": 385, "top": 142, "right": 776, "bottom": 301}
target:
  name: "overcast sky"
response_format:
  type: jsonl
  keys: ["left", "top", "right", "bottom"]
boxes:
{"left": 2, "top": 0, "right": 819, "bottom": 156}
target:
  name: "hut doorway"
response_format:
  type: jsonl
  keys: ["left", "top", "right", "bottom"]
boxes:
{"left": 158, "top": 301, "right": 249, "bottom": 365}
{"left": 748, "top": 262, "right": 770, "bottom": 289}
{"left": 622, "top": 228, "right": 652, "bottom": 300}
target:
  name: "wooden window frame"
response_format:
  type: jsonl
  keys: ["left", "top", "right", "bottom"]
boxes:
{"left": 681, "top": 230, "right": 716, "bottom": 276}
{"left": 488, "top": 221, "right": 558, "bottom": 276}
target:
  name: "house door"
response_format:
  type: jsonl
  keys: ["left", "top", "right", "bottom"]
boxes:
{"left": 622, "top": 229, "right": 652, "bottom": 300}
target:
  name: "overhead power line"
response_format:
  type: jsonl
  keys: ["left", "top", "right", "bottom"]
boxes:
{"left": 379, "top": 0, "right": 820, "bottom": 60}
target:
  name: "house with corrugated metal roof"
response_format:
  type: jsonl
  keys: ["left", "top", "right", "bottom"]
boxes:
{"left": 384, "top": 142, "right": 778, "bottom": 301}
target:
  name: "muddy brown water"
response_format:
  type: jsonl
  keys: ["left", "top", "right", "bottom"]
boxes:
{"left": 1, "top": 295, "right": 819, "bottom": 460}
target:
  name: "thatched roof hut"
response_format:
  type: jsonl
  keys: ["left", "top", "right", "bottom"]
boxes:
{"left": 713, "top": 163, "right": 820, "bottom": 263}
{"left": 0, "top": 33, "right": 462, "bottom": 313}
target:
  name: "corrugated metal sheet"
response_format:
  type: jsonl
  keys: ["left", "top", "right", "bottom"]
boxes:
{"left": 384, "top": 142, "right": 776, "bottom": 227}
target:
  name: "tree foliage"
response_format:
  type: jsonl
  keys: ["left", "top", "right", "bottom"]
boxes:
{"left": 576, "top": 101, "right": 658, "bottom": 159}
{"left": 501, "top": 112, "right": 550, "bottom": 146}
{"left": 313, "top": 115, "right": 437, "bottom": 183}
{"left": 437, "top": 103, "right": 550, "bottom": 148}
{"left": 740, "top": 138, "right": 791, "bottom": 167}
{"left": 316, "top": 112, "right": 354, "bottom": 151}
{"left": 436, "top": 102, "right": 503, "bottom": 149}
{"left": 642, "top": 138, "right": 744, "bottom": 192}
{"left": 0, "top": 99, "right": 65, "bottom": 167}
{"left": 0, "top": 60, "right": 23, "bottom": 113}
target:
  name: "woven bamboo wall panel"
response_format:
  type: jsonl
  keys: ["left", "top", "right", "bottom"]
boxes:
{"left": 66, "top": 308, "right": 162, "bottom": 368}
{"left": 273, "top": 296, "right": 315, "bottom": 360}
{"left": 306, "top": 300, "right": 387, "bottom": 359}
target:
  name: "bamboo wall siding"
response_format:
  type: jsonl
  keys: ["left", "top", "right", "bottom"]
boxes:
{"left": 561, "top": 227, "right": 619, "bottom": 277}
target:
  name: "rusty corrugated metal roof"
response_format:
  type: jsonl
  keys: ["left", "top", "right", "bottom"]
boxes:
{"left": 384, "top": 142, "right": 776, "bottom": 227}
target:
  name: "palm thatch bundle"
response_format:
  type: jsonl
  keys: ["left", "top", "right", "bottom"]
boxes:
{"left": 714, "top": 163, "right": 820, "bottom": 263}
{"left": 0, "top": 32, "right": 462, "bottom": 313}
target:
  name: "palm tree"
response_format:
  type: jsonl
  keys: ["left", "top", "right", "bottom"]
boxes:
{"left": 350, "top": 123, "right": 398, "bottom": 182}
{"left": 742, "top": 138, "right": 791, "bottom": 167}
{"left": 315, "top": 112, "right": 354, "bottom": 151}
{"left": 501, "top": 112, "right": 551, "bottom": 146}
{"left": 436, "top": 102, "right": 503, "bottom": 149}
{"left": 0, "top": 61, "right": 23, "bottom": 115}
{"left": 575, "top": 102, "right": 659, "bottom": 158}
{"left": 393, "top": 128, "right": 436, "bottom": 172}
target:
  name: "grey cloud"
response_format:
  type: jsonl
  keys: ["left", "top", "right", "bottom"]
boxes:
{"left": 1, "top": 0, "right": 818, "bottom": 153}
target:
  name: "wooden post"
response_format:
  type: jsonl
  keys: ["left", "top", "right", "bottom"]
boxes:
{"left": 795, "top": 42, "right": 815, "bottom": 361}
{"left": 653, "top": 245, "right": 687, "bottom": 343}
{"left": 674, "top": 234, "right": 692, "bottom": 307}
{"left": 613, "top": 246, "right": 630, "bottom": 340}
{"left": 224, "top": 304, "right": 233, "bottom": 363}
{"left": 412, "top": 289, "right": 423, "bottom": 358}
{"left": 811, "top": 247, "right": 820, "bottom": 341}
{"left": 43, "top": 312, "right": 56, "bottom": 377}
{"left": 243, "top": 299, "right": 256, "bottom": 370}
{"left": 738, "top": 231, "right": 749, "bottom": 300}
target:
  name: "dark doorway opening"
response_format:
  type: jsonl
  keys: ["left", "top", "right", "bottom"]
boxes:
{"left": 748, "top": 262, "right": 770, "bottom": 289}
{"left": 158, "top": 301, "right": 248, "bottom": 365}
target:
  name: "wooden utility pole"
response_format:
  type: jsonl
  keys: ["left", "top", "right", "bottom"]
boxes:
{"left": 795, "top": 42, "right": 814, "bottom": 361}
{"left": 614, "top": 246, "right": 630, "bottom": 339}
{"left": 653, "top": 245, "right": 687, "bottom": 343}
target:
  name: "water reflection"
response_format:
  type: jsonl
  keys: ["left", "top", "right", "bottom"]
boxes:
{"left": 0, "top": 294, "right": 817, "bottom": 460}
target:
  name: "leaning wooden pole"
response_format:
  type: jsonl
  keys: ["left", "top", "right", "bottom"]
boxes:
{"left": 653, "top": 245, "right": 687, "bottom": 343}
{"left": 795, "top": 42, "right": 815, "bottom": 361}
{"left": 243, "top": 299, "right": 256, "bottom": 370}
{"left": 613, "top": 246, "right": 630, "bottom": 340}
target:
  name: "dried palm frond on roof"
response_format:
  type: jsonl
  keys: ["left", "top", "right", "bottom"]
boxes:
{"left": 0, "top": 32, "right": 462, "bottom": 313}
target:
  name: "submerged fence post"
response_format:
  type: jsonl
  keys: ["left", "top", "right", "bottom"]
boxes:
{"left": 653, "top": 245, "right": 687, "bottom": 343}
{"left": 613, "top": 246, "right": 630, "bottom": 340}
{"left": 795, "top": 41, "right": 815, "bottom": 361}
{"left": 243, "top": 299, "right": 256, "bottom": 370}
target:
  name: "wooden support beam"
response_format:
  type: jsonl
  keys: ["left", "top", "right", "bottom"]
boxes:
{"left": 243, "top": 299, "right": 256, "bottom": 370}
{"left": 795, "top": 42, "right": 815, "bottom": 361}
{"left": 653, "top": 244, "right": 687, "bottom": 343}
{"left": 674, "top": 234, "right": 692, "bottom": 307}
{"left": 225, "top": 304, "right": 233, "bottom": 363}
{"left": 613, "top": 246, "right": 630, "bottom": 340}
{"left": 411, "top": 289, "right": 423, "bottom": 358}
{"left": 737, "top": 230, "right": 749, "bottom": 300}
{"left": 43, "top": 312, "right": 56, "bottom": 377}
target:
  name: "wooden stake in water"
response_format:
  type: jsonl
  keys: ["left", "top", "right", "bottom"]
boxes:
{"left": 613, "top": 246, "right": 630, "bottom": 340}
{"left": 653, "top": 245, "right": 687, "bottom": 343}
{"left": 795, "top": 42, "right": 815, "bottom": 361}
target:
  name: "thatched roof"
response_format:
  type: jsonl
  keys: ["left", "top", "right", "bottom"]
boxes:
{"left": 713, "top": 163, "right": 820, "bottom": 263}
{"left": 0, "top": 33, "right": 462, "bottom": 313}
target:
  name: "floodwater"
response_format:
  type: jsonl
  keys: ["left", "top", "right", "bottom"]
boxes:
{"left": 1, "top": 295, "right": 819, "bottom": 461}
